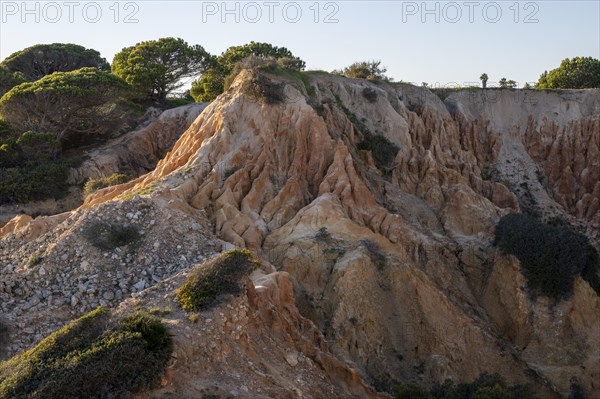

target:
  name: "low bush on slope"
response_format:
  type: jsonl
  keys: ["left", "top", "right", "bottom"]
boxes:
{"left": 83, "top": 173, "right": 131, "bottom": 198}
{"left": 357, "top": 132, "right": 399, "bottom": 169}
{"left": 177, "top": 249, "right": 258, "bottom": 312}
{"left": 82, "top": 220, "right": 141, "bottom": 251}
{"left": 241, "top": 72, "right": 286, "bottom": 105}
{"left": 378, "top": 372, "right": 536, "bottom": 399}
{"left": 0, "top": 307, "right": 172, "bottom": 399}
{"left": 494, "top": 213, "right": 600, "bottom": 300}
{"left": 0, "top": 131, "right": 72, "bottom": 204}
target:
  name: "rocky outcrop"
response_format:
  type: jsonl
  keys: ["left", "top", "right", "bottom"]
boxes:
{"left": 0, "top": 187, "right": 83, "bottom": 227}
{"left": 482, "top": 252, "right": 600, "bottom": 395}
{"left": 1, "top": 71, "right": 598, "bottom": 397}
{"left": 0, "top": 104, "right": 206, "bottom": 229}
{"left": 128, "top": 267, "right": 385, "bottom": 398}
{"left": 446, "top": 89, "right": 600, "bottom": 233}
{"left": 0, "top": 195, "right": 219, "bottom": 353}
{"left": 68, "top": 102, "right": 208, "bottom": 184}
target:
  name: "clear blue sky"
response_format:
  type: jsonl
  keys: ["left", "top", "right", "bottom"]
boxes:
{"left": 1, "top": 1, "right": 598, "bottom": 87}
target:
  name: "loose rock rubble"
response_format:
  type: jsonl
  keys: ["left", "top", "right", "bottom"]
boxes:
{"left": 0, "top": 195, "right": 219, "bottom": 355}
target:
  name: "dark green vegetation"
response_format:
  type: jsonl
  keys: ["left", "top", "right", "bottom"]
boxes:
{"left": 190, "top": 41, "right": 304, "bottom": 102}
{"left": 0, "top": 66, "right": 137, "bottom": 203}
{"left": 241, "top": 72, "right": 286, "bottom": 105}
{"left": 480, "top": 73, "right": 488, "bottom": 89}
{"left": 536, "top": 57, "right": 600, "bottom": 89}
{"left": 494, "top": 213, "right": 600, "bottom": 300}
{"left": 0, "top": 68, "right": 133, "bottom": 148}
{"left": 333, "top": 60, "right": 390, "bottom": 81}
{"left": 498, "top": 78, "right": 517, "bottom": 88}
{"left": 82, "top": 221, "right": 141, "bottom": 251}
{"left": 335, "top": 90, "right": 400, "bottom": 172}
{"left": 176, "top": 249, "right": 258, "bottom": 312}
{"left": 0, "top": 131, "right": 71, "bottom": 204}
{"left": 357, "top": 133, "right": 399, "bottom": 169}
{"left": 0, "top": 66, "right": 25, "bottom": 98}
{"left": 0, "top": 307, "right": 172, "bottom": 399}
{"left": 0, "top": 43, "right": 138, "bottom": 205}
{"left": 330, "top": 91, "right": 400, "bottom": 170}
{"left": 377, "top": 372, "right": 536, "bottom": 399}
{"left": 83, "top": 173, "right": 131, "bottom": 198}
{"left": 0, "top": 43, "right": 109, "bottom": 82}
{"left": 0, "top": 119, "right": 13, "bottom": 139}
{"left": 112, "top": 37, "right": 211, "bottom": 104}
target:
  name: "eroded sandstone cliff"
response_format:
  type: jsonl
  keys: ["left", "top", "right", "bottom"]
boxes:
{"left": 1, "top": 70, "right": 598, "bottom": 398}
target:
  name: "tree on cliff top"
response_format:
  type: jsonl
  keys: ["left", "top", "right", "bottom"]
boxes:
{"left": 480, "top": 73, "right": 488, "bottom": 88}
{"left": 0, "top": 66, "right": 25, "bottom": 98}
{"left": 190, "top": 41, "right": 305, "bottom": 102}
{"left": 333, "top": 60, "right": 391, "bottom": 81}
{"left": 0, "top": 68, "right": 132, "bottom": 147}
{"left": 112, "top": 37, "right": 211, "bottom": 104}
{"left": 535, "top": 57, "right": 600, "bottom": 89}
{"left": 1, "top": 43, "right": 109, "bottom": 82}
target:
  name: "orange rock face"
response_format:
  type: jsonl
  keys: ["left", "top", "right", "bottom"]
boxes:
{"left": 1, "top": 72, "right": 598, "bottom": 398}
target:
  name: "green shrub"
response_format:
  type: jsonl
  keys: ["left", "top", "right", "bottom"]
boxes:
{"left": 0, "top": 119, "right": 14, "bottom": 140}
{"left": 0, "top": 163, "right": 69, "bottom": 204}
{"left": 112, "top": 37, "right": 210, "bottom": 104}
{"left": 0, "top": 131, "right": 61, "bottom": 168}
{"left": 166, "top": 95, "right": 195, "bottom": 108}
{"left": 333, "top": 60, "right": 390, "bottom": 81}
{"left": 357, "top": 133, "right": 399, "bottom": 169}
{"left": 0, "top": 307, "right": 172, "bottom": 399}
{"left": 1, "top": 43, "right": 109, "bottom": 82}
{"left": 333, "top": 95, "right": 400, "bottom": 169}
{"left": 494, "top": 213, "right": 600, "bottom": 300}
{"left": 190, "top": 41, "right": 304, "bottom": 102}
{"left": 535, "top": 57, "right": 600, "bottom": 89}
{"left": 118, "top": 311, "right": 172, "bottom": 352}
{"left": 83, "top": 173, "right": 131, "bottom": 198}
{"left": 378, "top": 372, "right": 535, "bottom": 399}
{"left": 27, "top": 255, "right": 42, "bottom": 266}
{"left": 393, "top": 382, "right": 433, "bottom": 399}
{"left": 241, "top": 72, "right": 286, "bottom": 105}
{"left": 0, "top": 66, "right": 26, "bottom": 98}
{"left": 0, "top": 67, "right": 133, "bottom": 148}
{"left": 176, "top": 249, "right": 258, "bottom": 312}
{"left": 481, "top": 165, "right": 499, "bottom": 182}
{"left": 0, "top": 131, "right": 73, "bottom": 204}
{"left": 82, "top": 221, "right": 140, "bottom": 251}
